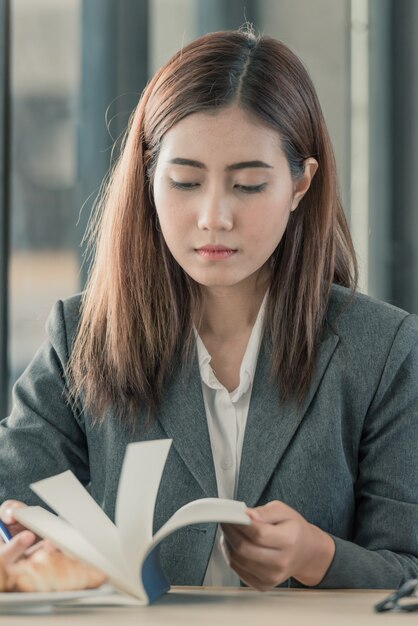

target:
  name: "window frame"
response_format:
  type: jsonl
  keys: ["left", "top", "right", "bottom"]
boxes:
{"left": 0, "top": 0, "right": 10, "bottom": 417}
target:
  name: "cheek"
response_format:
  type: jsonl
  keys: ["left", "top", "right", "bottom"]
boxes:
{"left": 155, "top": 199, "right": 191, "bottom": 249}
{"left": 245, "top": 201, "right": 292, "bottom": 247}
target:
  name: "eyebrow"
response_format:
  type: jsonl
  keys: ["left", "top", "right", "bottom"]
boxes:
{"left": 168, "top": 158, "right": 273, "bottom": 171}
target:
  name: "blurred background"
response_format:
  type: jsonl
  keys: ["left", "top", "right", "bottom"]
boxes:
{"left": 0, "top": 0, "right": 417, "bottom": 414}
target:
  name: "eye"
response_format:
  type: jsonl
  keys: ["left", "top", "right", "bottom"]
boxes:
{"left": 234, "top": 183, "right": 267, "bottom": 194}
{"left": 169, "top": 180, "right": 200, "bottom": 190}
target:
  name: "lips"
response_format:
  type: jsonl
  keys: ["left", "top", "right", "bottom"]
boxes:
{"left": 196, "top": 245, "right": 236, "bottom": 252}
{"left": 195, "top": 245, "right": 237, "bottom": 260}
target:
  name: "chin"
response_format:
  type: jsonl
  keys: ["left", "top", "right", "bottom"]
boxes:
{"left": 188, "top": 270, "right": 248, "bottom": 289}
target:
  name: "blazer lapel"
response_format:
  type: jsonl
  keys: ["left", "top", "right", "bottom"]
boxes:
{"left": 236, "top": 330, "right": 339, "bottom": 507}
{"left": 157, "top": 350, "right": 218, "bottom": 499}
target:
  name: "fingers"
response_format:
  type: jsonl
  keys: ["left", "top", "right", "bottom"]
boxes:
{"left": 221, "top": 502, "right": 305, "bottom": 590}
{"left": 246, "top": 501, "right": 294, "bottom": 525}
{"left": 220, "top": 529, "right": 270, "bottom": 590}
{"left": 23, "top": 539, "right": 56, "bottom": 557}
{"left": 223, "top": 523, "right": 273, "bottom": 555}
{"left": 225, "top": 532, "right": 290, "bottom": 589}
{"left": 222, "top": 517, "right": 287, "bottom": 549}
{"left": 223, "top": 525, "right": 288, "bottom": 573}
{"left": 224, "top": 527, "right": 286, "bottom": 571}
{"left": 230, "top": 563, "right": 270, "bottom": 591}
{"left": 0, "top": 500, "right": 26, "bottom": 525}
{"left": 0, "top": 531, "right": 36, "bottom": 566}
{"left": 0, "top": 501, "right": 27, "bottom": 541}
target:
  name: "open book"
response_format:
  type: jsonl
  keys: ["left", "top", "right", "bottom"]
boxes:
{"left": 14, "top": 439, "right": 250, "bottom": 604}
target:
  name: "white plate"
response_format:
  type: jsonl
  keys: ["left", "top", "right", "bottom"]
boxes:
{"left": 0, "top": 584, "right": 114, "bottom": 607}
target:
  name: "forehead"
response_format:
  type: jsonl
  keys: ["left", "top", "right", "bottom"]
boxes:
{"left": 157, "top": 105, "right": 284, "bottom": 165}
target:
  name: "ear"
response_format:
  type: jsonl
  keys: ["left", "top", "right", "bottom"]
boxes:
{"left": 290, "top": 157, "right": 318, "bottom": 211}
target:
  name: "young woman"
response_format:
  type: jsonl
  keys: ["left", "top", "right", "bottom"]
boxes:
{"left": 0, "top": 30, "right": 417, "bottom": 591}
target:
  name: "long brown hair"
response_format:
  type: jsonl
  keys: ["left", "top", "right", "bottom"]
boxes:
{"left": 68, "top": 30, "right": 357, "bottom": 424}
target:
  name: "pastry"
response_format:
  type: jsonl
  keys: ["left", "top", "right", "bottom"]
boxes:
{"left": 0, "top": 547, "right": 106, "bottom": 592}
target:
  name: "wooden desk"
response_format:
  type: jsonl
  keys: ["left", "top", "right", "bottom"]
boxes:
{"left": 0, "top": 587, "right": 415, "bottom": 625}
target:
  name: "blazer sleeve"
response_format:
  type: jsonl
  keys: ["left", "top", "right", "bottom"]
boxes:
{"left": 318, "top": 313, "right": 418, "bottom": 588}
{"left": 0, "top": 299, "right": 89, "bottom": 506}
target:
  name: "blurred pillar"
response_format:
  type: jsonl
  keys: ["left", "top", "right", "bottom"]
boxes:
{"left": 196, "top": 0, "right": 258, "bottom": 34}
{"left": 78, "top": 0, "right": 149, "bottom": 287}
{"left": 391, "top": 0, "right": 418, "bottom": 312}
{"left": 0, "top": 0, "right": 10, "bottom": 416}
{"left": 368, "top": 0, "right": 392, "bottom": 302}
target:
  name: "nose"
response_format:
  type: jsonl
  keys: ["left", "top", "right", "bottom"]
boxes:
{"left": 197, "top": 188, "right": 233, "bottom": 231}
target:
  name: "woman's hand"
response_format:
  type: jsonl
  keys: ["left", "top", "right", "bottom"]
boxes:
{"left": 0, "top": 500, "right": 28, "bottom": 541}
{"left": 0, "top": 500, "right": 73, "bottom": 561}
{"left": 0, "top": 500, "right": 36, "bottom": 568}
{"left": 0, "top": 532, "right": 36, "bottom": 567}
{"left": 221, "top": 501, "right": 335, "bottom": 591}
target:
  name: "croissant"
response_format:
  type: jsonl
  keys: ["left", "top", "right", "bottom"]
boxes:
{"left": 0, "top": 547, "right": 106, "bottom": 592}
{"left": 0, "top": 557, "right": 6, "bottom": 592}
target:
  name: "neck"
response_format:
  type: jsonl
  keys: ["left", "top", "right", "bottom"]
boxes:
{"left": 196, "top": 271, "right": 269, "bottom": 341}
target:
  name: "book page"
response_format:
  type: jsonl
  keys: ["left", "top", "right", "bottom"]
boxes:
{"left": 150, "top": 498, "right": 250, "bottom": 550}
{"left": 30, "top": 470, "right": 129, "bottom": 579}
{"left": 115, "top": 439, "right": 172, "bottom": 578}
{"left": 14, "top": 506, "right": 141, "bottom": 598}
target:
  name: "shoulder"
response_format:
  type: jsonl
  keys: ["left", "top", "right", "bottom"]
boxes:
{"left": 328, "top": 283, "right": 418, "bottom": 334}
{"left": 326, "top": 284, "right": 418, "bottom": 363}
{"left": 45, "top": 293, "right": 83, "bottom": 355}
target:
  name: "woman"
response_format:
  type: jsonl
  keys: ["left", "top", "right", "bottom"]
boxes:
{"left": 0, "top": 30, "right": 417, "bottom": 590}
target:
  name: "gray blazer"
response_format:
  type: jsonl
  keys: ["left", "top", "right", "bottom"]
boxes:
{"left": 1, "top": 284, "right": 418, "bottom": 589}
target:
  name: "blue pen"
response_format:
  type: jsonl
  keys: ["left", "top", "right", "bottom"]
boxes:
{"left": 0, "top": 521, "right": 12, "bottom": 543}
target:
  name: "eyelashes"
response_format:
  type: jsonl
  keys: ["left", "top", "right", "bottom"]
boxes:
{"left": 234, "top": 183, "right": 267, "bottom": 194}
{"left": 168, "top": 180, "right": 268, "bottom": 194}
{"left": 169, "top": 181, "right": 199, "bottom": 190}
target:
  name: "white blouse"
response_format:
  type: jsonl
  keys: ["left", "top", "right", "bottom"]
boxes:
{"left": 195, "top": 294, "right": 267, "bottom": 586}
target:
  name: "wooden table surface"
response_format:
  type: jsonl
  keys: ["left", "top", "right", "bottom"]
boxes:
{"left": 0, "top": 586, "right": 415, "bottom": 625}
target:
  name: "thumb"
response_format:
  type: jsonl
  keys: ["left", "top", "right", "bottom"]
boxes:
{"left": 0, "top": 500, "right": 26, "bottom": 525}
